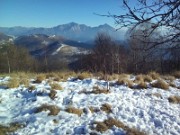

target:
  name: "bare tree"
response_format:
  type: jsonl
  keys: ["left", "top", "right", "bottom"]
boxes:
{"left": 106, "top": 0, "right": 179, "bottom": 49}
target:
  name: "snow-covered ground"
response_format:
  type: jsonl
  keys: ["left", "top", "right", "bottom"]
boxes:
{"left": 0, "top": 76, "right": 180, "bottom": 135}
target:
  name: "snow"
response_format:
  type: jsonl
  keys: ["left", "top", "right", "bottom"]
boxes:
{"left": 51, "top": 44, "right": 65, "bottom": 55}
{"left": 0, "top": 76, "right": 180, "bottom": 135}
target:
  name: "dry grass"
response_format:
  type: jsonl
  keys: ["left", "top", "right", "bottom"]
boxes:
{"left": 162, "top": 75, "right": 175, "bottom": 82}
{"left": 148, "top": 71, "right": 160, "bottom": 80}
{"left": 136, "top": 81, "right": 148, "bottom": 89}
{"left": 94, "top": 118, "right": 146, "bottom": 135}
{"left": 152, "top": 93, "right": 162, "bottom": 98}
{"left": 77, "top": 72, "right": 92, "bottom": 80}
{"left": 168, "top": 96, "right": 180, "bottom": 104}
{"left": 49, "top": 90, "right": 57, "bottom": 100}
{"left": 65, "top": 107, "right": 83, "bottom": 116}
{"left": 135, "top": 74, "right": 153, "bottom": 83}
{"left": 50, "top": 82, "right": 62, "bottom": 90}
{"left": 172, "top": 71, "right": 180, "bottom": 78}
{"left": 169, "top": 82, "right": 176, "bottom": 88}
{"left": 0, "top": 123, "right": 24, "bottom": 135}
{"left": 79, "top": 87, "right": 110, "bottom": 94}
{"left": 152, "top": 79, "right": 169, "bottom": 90}
{"left": 100, "top": 103, "right": 112, "bottom": 113}
{"left": 117, "top": 78, "right": 134, "bottom": 88}
{"left": 34, "top": 74, "right": 46, "bottom": 83}
{"left": 28, "top": 85, "right": 36, "bottom": 92}
{"left": 35, "top": 104, "right": 60, "bottom": 116}
{"left": 7, "top": 78, "right": 20, "bottom": 88}
{"left": 20, "top": 78, "right": 29, "bottom": 87}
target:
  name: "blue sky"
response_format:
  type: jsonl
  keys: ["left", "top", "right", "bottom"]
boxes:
{"left": 0, "top": 0, "right": 125, "bottom": 27}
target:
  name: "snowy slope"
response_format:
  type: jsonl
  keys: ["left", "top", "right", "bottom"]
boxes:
{"left": 0, "top": 76, "right": 180, "bottom": 135}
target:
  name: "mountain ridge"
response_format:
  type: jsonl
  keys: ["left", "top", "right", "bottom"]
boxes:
{"left": 0, "top": 22, "right": 125, "bottom": 42}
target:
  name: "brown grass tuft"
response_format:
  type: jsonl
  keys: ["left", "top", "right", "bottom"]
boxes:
{"left": 35, "top": 104, "right": 60, "bottom": 116}
{"left": 152, "top": 79, "right": 169, "bottom": 90}
{"left": 77, "top": 72, "right": 92, "bottom": 80}
{"left": 117, "top": 78, "right": 134, "bottom": 88}
{"left": 28, "top": 85, "right": 36, "bottom": 92}
{"left": 79, "top": 87, "right": 110, "bottom": 94}
{"left": 148, "top": 71, "right": 160, "bottom": 80}
{"left": 49, "top": 90, "right": 57, "bottom": 100}
{"left": 136, "top": 81, "right": 148, "bottom": 89}
{"left": 34, "top": 74, "right": 46, "bottom": 83}
{"left": 168, "top": 96, "right": 180, "bottom": 104}
{"left": 50, "top": 82, "right": 62, "bottom": 90}
{"left": 20, "top": 78, "right": 29, "bottom": 87}
{"left": 172, "top": 71, "right": 180, "bottom": 78}
{"left": 94, "top": 118, "right": 146, "bottom": 135}
{"left": 152, "top": 93, "right": 162, "bottom": 98}
{"left": 94, "top": 122, "right": 108, "bottom": 133}
{"left": 162, "top": 75, "right": 175, "bottom": 82}
{"left": 126, "top": 127, "right": 147, "bottom": 135}
{"left": 7, "top": 78, "right": 20, "bottom": 88}
{"left": 100, "top": 103, "right": 112, "bottom": 113}
{"left": 0, "top": 123, "right": 24, "bottom": 135}
{"left": 65, "top": 107, "right": 83, "bottom": 116}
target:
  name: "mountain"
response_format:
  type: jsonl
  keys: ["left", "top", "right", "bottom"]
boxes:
{"left": 0, "top": 22, "right": 125, "bottom": 42}
{"left": 0, "top": 32, "right": 14, "bottom": 44}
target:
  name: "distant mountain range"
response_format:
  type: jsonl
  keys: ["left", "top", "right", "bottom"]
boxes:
{"left": 0, "top": 22, "right": 125, "bottom": 42}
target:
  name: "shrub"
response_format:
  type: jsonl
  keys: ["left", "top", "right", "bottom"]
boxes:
{"left": 35, "top": 104, "right": 60, "bottom": 116}
{"left": 50, "top": 82, "right": 62, "bottom": 90}
{"left": 65, "top": 107, "right": 83, "bottom": 116}
{"left": 7, "top": 78, "right": 20, "bottom": 88}
{"left": 168, "top": 96, "right": 180, "bottom": 104}
{"left": 152, "top": 79, "right": 169, "bottom": 90}
{"left": 34, "top": 74, "right": 46, "bottom": 83}
{"left": 100, "top": 103, "right": 112, "bottom": 113}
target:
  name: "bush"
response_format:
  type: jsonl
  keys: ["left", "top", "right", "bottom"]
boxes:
{"left": 168, "top": 96, "right": 180, "bottom": 104}
{"left": 35, "top": 104, "right": 60, "bottom": 116}
{"left": 152, "top": 79, "right": 169, "bottom": 90}
{"left": 65, "top": 107, "right": 83, "bottom": 116}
